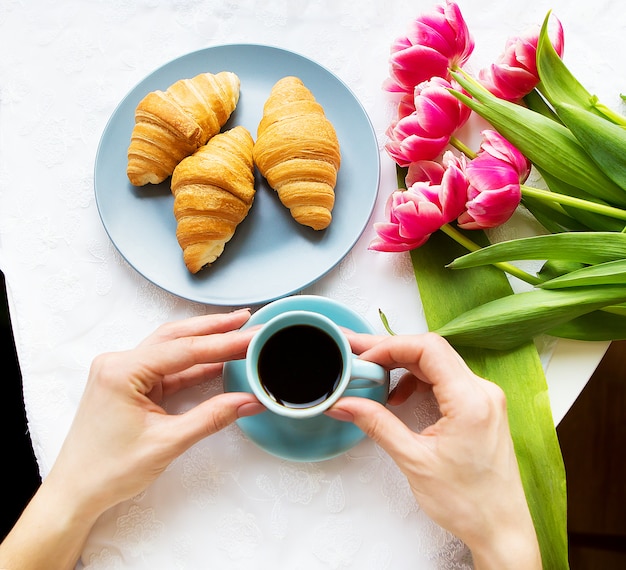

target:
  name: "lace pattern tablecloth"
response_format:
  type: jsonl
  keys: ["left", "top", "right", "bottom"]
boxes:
{"left": 0, "top": 1, "right": 620, "bottom": 568}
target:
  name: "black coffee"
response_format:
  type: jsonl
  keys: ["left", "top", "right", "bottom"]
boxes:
{"left": 258, "top": 324, "right": 343, "bottom": 408}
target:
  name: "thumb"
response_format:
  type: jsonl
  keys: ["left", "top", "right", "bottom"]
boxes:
{"left": 168, "top": 392, "right": 265, "bottom": 450}
{"left": 327, "top": 396, "right": 425, "bottom": 463}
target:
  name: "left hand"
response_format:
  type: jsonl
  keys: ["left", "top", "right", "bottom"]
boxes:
{"left": 46, "top": 309, "right": 264, "bottom": 518}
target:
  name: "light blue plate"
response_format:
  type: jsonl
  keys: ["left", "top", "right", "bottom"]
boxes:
{"left": 94, "top": 44, "right": 380, "bottom": 306}
{"left": 223, "top": 295, "right": 390, "bottom": 462}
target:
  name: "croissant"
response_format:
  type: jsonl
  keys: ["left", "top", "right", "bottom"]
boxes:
{"left": 253, "top": 76, "right": 341, "bottom": 230}
{"left": 127, "top": 71, "right": 240, "bottom": 186}
{"left": 171, "top": 126, "right": 255, "bottom": 273}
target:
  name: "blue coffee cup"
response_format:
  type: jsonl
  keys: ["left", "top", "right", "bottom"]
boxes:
{"left": 246, "top": 310, "right": 388, "bottom": 419}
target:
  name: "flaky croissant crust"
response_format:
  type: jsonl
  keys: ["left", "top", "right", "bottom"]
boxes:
{"left": 127, "top": 71, "right": 240, "bottom": 186}
{"left": 253, "top": 76, "right": 341, "bottom": 230}
{"left": 171, "top": 125, "right": 255, "bottom": 273}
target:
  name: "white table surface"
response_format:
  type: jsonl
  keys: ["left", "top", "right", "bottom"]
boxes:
{"left": 0, "top": 1, "right": 619, "bottom": 568}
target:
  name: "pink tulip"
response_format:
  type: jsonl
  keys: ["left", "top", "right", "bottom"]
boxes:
{"left": 405, "top": 159, "right": 446, "bottom": 188}
{"left": 478, "top": 15, "right": 564, "bottom": 101}
{"left": 385, "top": 77, "right": 471, "bottom": 166}
{"left": 457, "top": 155, "right": 522, "bottom": 230}
{"left": 370, "top": 192, "right": 445, "bottom": 252}
{"left": 370, "top": 153, "right": 468, "bottom": 252}
{"left": 383, "top": 0, "right": 474, "bottom": 95}
{"left": 477, "top": 130, "right": 530, "bottom": 182}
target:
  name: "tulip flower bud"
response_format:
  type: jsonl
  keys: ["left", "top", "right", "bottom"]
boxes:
{"left": 478, "top": 15, "right": 564, "bottom": 101}
{"left": 385, "top": 78, "right": 471, "bottom": 166}
{"left": 370, "top": 152, "right": 469, "bottom": 251}
{"left": 477, "top": 130, "right": 531, "bottom": 182}
{"left": 383, "top": 0, "right": 474, "bottom": 95}
{"left": 458, "top": 155, "right": 522, "bottom": 229}
{"left": 406, "top": 159, "right": 446, "bottom": 187}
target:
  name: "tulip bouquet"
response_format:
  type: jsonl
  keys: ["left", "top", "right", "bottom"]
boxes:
{"left": 375, "top": 2, "right": 626, "bottom": 347}
{"left": 374, "top": 2, "right": 626, "bottom": 568}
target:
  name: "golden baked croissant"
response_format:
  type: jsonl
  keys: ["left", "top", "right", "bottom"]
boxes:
{"left": 127, "top": 71, "right": 240, "bottom": 186}
{"left": 253, "top": 76, "right": 341, "bottom": 230}
{"left": 171, "top": 126, "right": 255, "bottom": 273}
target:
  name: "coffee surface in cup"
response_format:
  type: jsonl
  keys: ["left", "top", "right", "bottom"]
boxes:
{"left": 258, "top": 324, "right": 343, "bottom": 408}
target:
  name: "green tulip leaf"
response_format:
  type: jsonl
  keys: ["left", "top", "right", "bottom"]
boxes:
{"left": 535, "top": 12, "right": 598, "bottom": 115}
{"left": 535, "top": 169, "right": 626, "bottom": 232}
{"left": 521, "top": 192, "right": 593, "bottom": 233}
{"left": 536, "top": 11, "right": 626, "bottom": 127}
{"left": 538, "top": 259, "right": 586, "bottom": 280}
{"left": 434, "top": 285, "right": 626, "bottom": 350}
{"left": 448, "top": 232, "right": 626, "bottom": 269}
{"left": 546, "top": 309, "right": 626, "bottom": 341}
{"left": 450, "top": 72, "right": 626, "bottom": 207}
{"left": 410, "top": 230, "right": 568, "bottom": 568}
{"left": 539, "top": 259, "right": 626, "bottom": 289}
{"left": 523, "top": 88, "right": 561, "bottom": 122}
{"left": 552, "top": 102, "right": 626, "bottom": 192}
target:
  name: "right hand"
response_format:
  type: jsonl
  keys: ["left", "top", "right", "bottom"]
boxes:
{"left": 327, "top": 332, "right": 541, "bottom": 570}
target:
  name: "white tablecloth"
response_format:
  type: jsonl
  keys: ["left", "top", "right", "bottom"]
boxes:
{"left": 0, "top": 1, "right": 619, "bottom": 568}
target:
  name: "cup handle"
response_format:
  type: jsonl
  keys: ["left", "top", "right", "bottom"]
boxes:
{"left": 347, "top": 356, "right": 389, "bottom": 390}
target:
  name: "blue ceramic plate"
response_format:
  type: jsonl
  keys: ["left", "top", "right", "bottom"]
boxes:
{"left": 223, "top": 295, "right": 390, "bottom": 462}
{"left": 94, "top": 44, "right": 380, "bottom": 306}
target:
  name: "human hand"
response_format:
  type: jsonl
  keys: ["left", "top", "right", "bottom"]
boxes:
{"left": 327, "top": 332, "right": 541, "bottom": 570}
{"left": 0, "top": 310, "right": 266, "bottom": 570}
{"left": 47, "top": 309, "right": 265, "bottom": 519}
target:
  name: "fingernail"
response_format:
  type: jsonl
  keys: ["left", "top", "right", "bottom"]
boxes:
{"left": 237, "top": 402, "right": 266, "bottom": 418}
{"left": 325, "top": 408, "right": 354, "bottom": 422}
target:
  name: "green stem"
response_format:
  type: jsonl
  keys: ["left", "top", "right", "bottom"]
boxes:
{"left": 521, "top": 185, "right": 626, "bottom": 221}
{"left": 452, "top": 67, "right": 491, "bottom": 92}
{"left": 450, "top": 136, "right": 477, "bottom": 159}
{"left": 439, "top": 223, "right": 542, "bottom": 285}
{"left": 594, "top": 102, "right": 626, "bottom": 127}
{"left": 378, "top": 309, "right": 397, "bottom": 335}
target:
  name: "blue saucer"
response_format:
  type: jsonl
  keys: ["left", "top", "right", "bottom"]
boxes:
{"left": 223, "top": 295, "right": 389, "bottom": 462}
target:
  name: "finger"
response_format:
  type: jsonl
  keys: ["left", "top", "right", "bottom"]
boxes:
{"left": 158, "top": 362, "right": 224, "bottom": 399}
{"left": 166, "top": 392, "right": 265, "bottom": 450}
{"left": 139, "top": 309, "right": 251, "bottom": 347}
{"left": 119, "top": 328, "right": 257, "bottom": 393}
{"left": 358, "top": 333, "right": 484, "bottom": 416}
{"left": 387, "top": 371, "right": 432, "bottom": 405}
{"left": 327, "top": 396, "right": 429, "bottom": 466}
{"left": 344, "top": 332, "right": 389, "bottom": 355}
{"left": 359, "top": 333, "right": 471, "bottom": 381}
